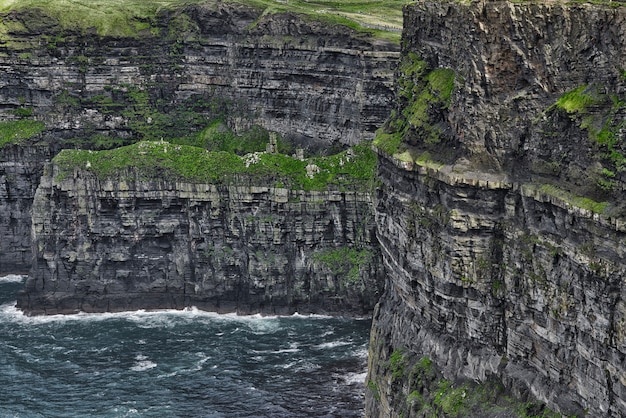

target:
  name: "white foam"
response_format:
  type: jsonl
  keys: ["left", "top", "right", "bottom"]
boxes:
{"left": 131, "top": 354, "right": 157, "bottom": 372}
{"left": 0, "top": 304, "right": 352, "bottom": 332}
{"left": 291, "top": 312, "right": 333, "bottom": 319}
{"left": 0, "top": 305, "right": 279, "bottom": 326}
{"left": 0, "top": 274, "right": 26, "bottom": 283}
{"left": 294, "top": 361, "right": 321, "bottom": 372}
{"left": 343, "top": 371, "right": 367, "bottom": 385}
{"left": 191, "top": 354, "right": 211, "bottom": 371}
{"left": 130, "top": 361, "right": 156, "bottom": 371}
{"left": 273, "top": 347, "right": 300, "bottom": 354}
{"left": 315, "top": 340, "right": 351, "bottom": 350}
{"left": 281, "top": 361, "right": 297, "bottom": 369}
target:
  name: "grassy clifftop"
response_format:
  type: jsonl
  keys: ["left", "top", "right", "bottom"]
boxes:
{"left": 0, "top": 0, "right": 405, "bottom": 40}
{"left": 53, "top": 140, "right": 378, "bottom": 192}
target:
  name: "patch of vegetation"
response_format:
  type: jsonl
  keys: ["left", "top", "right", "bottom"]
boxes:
{"left": 373, "top": 128, "right": 403, "bottom": 156}
{"left": 367, "top": 379, "right": 381, "bottom": 401}
{"left": 175, "top": 120, "right": 282, "bottom": 155}
{"left": 551, "top": 84, "right": 626, "bottom": 174}
{"left": 12, "top": 107, "right": 33, "bottom": 118}
{"left": 373, "top": 52, "right": 455, "bottom": 155}
{"left": 52, "top": 139, "right": 377, "bottom": 192}
{"left": 554, "top": 85, "right": 600, "bottom": 114}
{"left": 0, "top": 119, "right": 45, "bottom": 147}
{"left": 57, "top": 87, "right": 261, "bottom": 152}
{"left": 312, "top": 247, "right": 373, "bottom": 283}
{"left": 433, "top": 379, "right": 469, "bottom": 416}
{"left": 53, "top": 141, "right": 245, "bottom": 183}
{"left": 389, "top": 348, "right": 406, "bottom": 380}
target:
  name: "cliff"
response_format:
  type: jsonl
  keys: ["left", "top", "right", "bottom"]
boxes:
{"left": 18, "top": 143, "right": 383, "bottom": 315}
{"left": 367, "top": 1, "right": 626, "bottom": 417}
{"left": 0, "top": 1, "right": 398, "bottom": 274}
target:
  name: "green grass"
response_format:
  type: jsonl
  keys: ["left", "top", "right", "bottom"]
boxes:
{"left": 53, "top": 140, "right": 244, "bottom": 183}
{"left": 552, "top": 85, "right": 626, "bottom": 172}
{"left": 554, "top": 85, "right": 600, "bottom": 114}
{"left": 389, "top": 348, "right": 406, "bottom": 380}
{"left": 53, "top": 139, "right": 377, "bottom": 191}
{"left": 535, "top": 184, "right": 608, "bottom": 214}
{"left": 0, "top": 0, "right": 406, "bottom": 41}
{"left": 175, "top": 120, "right": 276, "bottom": 155}
{"left": 0, "top": 119, "right": 45, "bottom": 147}
{"left": 312, "top": 247, "right": 373, "bottom": 282}
{"left": 380, "top": 354, "right": 567, "bottom": 418}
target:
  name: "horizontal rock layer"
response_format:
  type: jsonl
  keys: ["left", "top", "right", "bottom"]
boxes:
{"left": 18, "top": 166, "right": 383, "bottom": 316}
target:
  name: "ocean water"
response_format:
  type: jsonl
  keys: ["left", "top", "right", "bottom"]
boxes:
{"left": 0, "top": 275, "right": 370, "bottom": 417}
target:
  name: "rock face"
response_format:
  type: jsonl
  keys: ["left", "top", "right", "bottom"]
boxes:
{"left": 18, "top": 166, "right": 382, "bottom": 316}
{"left": 367, "top": 1, "right": 626, "bottom": 417}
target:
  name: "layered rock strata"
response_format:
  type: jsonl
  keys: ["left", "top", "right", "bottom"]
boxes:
{"left": 367, "top": 1, "right": 626, "bottom": 417}
{"left": 18, "top": 166, "right": 382, "bottom": 316}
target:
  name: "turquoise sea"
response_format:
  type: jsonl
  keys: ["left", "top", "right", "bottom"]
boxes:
{"left": 0, "top": 275, "right": 370, "bottom": 417}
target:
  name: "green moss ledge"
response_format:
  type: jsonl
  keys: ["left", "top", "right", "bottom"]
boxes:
{"left": 53, "top": 140, "right": 378, "bottom": 192}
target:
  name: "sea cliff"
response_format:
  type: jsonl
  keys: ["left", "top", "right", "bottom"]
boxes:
{"left": 366, "top": 1, "right": 626, "bottom": 416}
{"left": 18, "top": 147, "right": 382, "bottom": 315}
{"left": 5, "top": 0, "right": 626, "bottom": 415}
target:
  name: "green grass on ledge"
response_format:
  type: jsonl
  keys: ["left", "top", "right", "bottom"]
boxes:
{"left": 0, "top": 0, "right": 406, "bottom": 41}
{"left": 0, "top": 119, "right": 45, "bottom": 147}
{"left": 53, "top": 140, "right": 377, "bottom": 192}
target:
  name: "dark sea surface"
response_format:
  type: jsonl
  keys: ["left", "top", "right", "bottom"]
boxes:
{"left": 0, "top": 275, "right": 370, "bottom": 417}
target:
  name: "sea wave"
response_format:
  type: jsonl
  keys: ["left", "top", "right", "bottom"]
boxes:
{"left": 0, "top": 304, "right": 302, "bottom": 326}
{"left": 0, "top": 274, "right": 26, "bottom": 283}
{"left": 315, "top": 339, "right": 352, "bottom": 350}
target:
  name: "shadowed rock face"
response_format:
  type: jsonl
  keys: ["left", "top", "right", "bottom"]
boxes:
{"left": 0, "top": 3, "right": 398, "bottom": 274}
{"left": 0, "top": 145, "right": 51, "bottom": 273}
{"left": 18, "top": 167, "right": 383, "bottom": 316}
{"left": 367, "top": 1, "right": 626, "bottom": 417}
